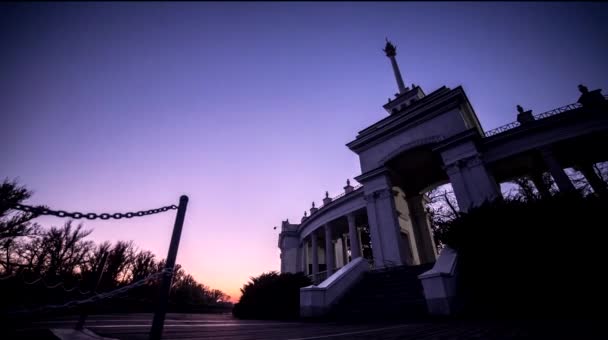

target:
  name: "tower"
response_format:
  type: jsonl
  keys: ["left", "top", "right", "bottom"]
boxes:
{"left": 382, "top": 39, "right": 426, "bottom": 115}
{"left": 383, "top": 39, "right": 408, "bottom": 94}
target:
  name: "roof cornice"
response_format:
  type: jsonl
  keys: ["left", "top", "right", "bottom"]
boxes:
{"left": 347, "top": 87, "right": 466, "bottom": 153}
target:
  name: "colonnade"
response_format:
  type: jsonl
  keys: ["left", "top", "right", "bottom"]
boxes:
{"left": 300, "top": 213, "right": 363, "bottom": 284}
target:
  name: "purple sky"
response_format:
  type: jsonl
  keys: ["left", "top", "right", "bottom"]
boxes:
{"left": 2, "top": 2, "right": 607, "bottom": 300}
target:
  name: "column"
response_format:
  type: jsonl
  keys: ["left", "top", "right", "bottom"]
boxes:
{"left": 362, "top": 170, "right": 404, "bottom": 268}
{"left": 443, "top": 163, "right": 472, "bottom": 210}
{"left": 347, "top": 213, "right": 361, "bottom": 259}
{"left": 389, "top": 55, "right": 407, "bottom": 94}
{"left": 324, "top": 224, "right": 335, "bottom": 276}
{"left": 530, "top": 172, "right": 552, "bottom": 198}
{"left": 341, "top": 235, "right": 348, "bottom": 265}
{"left": 405, "top": 195, "right": 437, "bottom": 264}
{"left": 579, "top": 164, "right": 608, "bottom": 197}
{"left": 357, "top": 227, "right": 364, "bottom": 258}
{"left": 539, "top": 147, "right": 576, "bottom": 193}
{"left": 439, "top": 141, "right": 500, "bottom": 212}
{"left": 297, "top": 243, "right": 303, "bottom": 273}
{"left": 443, "top": 157, "right": 500, "bottom": 212}
{"left": 311, "top": 233, "right": 319, "bottom": 281}
{"left": 301, "top": 242, "right": 308, "bottom": 274}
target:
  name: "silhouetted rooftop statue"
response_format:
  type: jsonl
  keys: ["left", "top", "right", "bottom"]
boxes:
{"left": 344, "top": 179, "right": 354, "bottom": 194}
{"left": 310, "top": 201, "right": 319, "bottom": 215}
{"left": 323, "top": 191, "right": 332, "bottom": 205}
{"left": 383, "top": 38, "right": 397, "bottom": 57}
{"left": 516, "top": 104, "right": 534, "bottom": 124}
{"left": 577, "top": 84, "right": 606, "bottom": 111}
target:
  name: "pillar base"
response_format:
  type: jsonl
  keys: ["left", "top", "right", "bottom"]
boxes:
{"left": 424, "top": 296, "right": 459, "bottom": 316}
{"left": 418, "top": 247, "right": 460, "bottom": 316}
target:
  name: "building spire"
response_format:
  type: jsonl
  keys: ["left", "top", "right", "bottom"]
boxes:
{"left": 383, "top": 38, "right": 407, "bottom": 94}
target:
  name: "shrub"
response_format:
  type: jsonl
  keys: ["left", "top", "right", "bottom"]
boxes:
{"left": 232, "top": 271, "right": 311, "bottom": 320}
{"left": 435, "top": 193, "right": 608, "bottom": 318}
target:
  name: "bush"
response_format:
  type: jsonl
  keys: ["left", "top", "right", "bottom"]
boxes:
{"left": 435, "top": 193, "right": 608, "bottom": 318}
{"left": 232, "top": 271, "right": 311, "bottom": 320}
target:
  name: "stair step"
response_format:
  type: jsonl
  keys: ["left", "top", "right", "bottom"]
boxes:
{"left": 351, "top": 296, "right": 424, "bottom": 302}
{"left": 336, "top": 299, "right": 426, "bottom": 307}
{"left": 368, "top": 273, "right": 428, "bottom": 278}
{"left": 359, "top": 282, "right": 424, "bottom": 288}
{"left": 327, "top": 265, "right": 433, "bottom": 320}
{"left": 352, "top": 290, "right": 424, "bottom": 296}
{"left": 333, "top": 305, "right": 426, "bottom": 313}
{"left": 352, "top": 288, "right": 424, "bottom": 294}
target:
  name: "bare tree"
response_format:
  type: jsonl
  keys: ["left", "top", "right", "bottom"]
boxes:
{"left": 424, "top": 186, "right": 460, "bottom": 250}
{"left": 424, "top": 187, "right": 459, "bottom": 224}
{"left": 594, "top": 162, "right": 608, "bottom": 182}
{"left": 208, "top": 288, "right": 230, "bottom": 304}
{"left": 511, "top": 178, "right": 539, "bottom": 201}
{"left": 102, "top": 240, "right": 135, "bottom": 287}
{"left": 565, "top": 168, "right": 594, "bottom": 196}
{"left": 0, "top": 179, "right": 231, "bottom": 311}
{"left": 0, "top": 179, "right": 41, "bottom": 274}
{"left": 38, "top": 221, "right": 94, "bottom": 279}
{"left": 129, "top": 250, "right": 157, "bottom": 282}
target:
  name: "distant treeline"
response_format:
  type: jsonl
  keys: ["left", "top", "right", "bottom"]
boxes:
{"left": 0, "top": 179, "right": 232, "bottom": 317}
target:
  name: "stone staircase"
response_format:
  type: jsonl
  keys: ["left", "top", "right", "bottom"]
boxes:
{"left": 327, "top": 263, "right": 435, "bottom": 321}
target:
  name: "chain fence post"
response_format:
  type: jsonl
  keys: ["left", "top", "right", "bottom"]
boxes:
{"left": 149, "top": 195, "right": 188, "bottom": 340}
{"left": 75, "top": 252, "right": 108, "bottom": 330}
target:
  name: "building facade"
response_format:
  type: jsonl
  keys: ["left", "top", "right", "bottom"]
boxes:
{"left": 278, "top": 40, "right": 608, "bottom": 315}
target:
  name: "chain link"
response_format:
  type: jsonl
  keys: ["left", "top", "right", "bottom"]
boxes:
{"left": 11, "top": 203, "right": 178, "bottom": 220}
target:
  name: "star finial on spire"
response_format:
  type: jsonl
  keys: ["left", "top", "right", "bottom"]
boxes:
{"left": 383, "top": 38, "right": 397, "bottom": 57}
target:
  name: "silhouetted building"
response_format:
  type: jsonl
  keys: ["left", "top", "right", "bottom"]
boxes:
{"left": 277, "top": 40, "right": 608, "bottom": 317}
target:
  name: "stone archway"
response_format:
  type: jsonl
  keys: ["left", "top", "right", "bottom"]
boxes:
{"left": 384, "top": 144, "right": 446, "bottom": 265}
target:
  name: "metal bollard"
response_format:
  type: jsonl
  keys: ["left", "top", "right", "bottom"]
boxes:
{"left": 149, "top": 195, "right": 188, "bottom": 340}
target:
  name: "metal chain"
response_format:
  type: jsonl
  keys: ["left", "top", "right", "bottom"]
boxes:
{"left": 1, "top": 270, "right": 94, "bottom": 295}
{"left": 23, "top": 274, "right": 93, "bottom": 295}
{"left": 11, "top": 203, "right": 178, "bottom": 220}
{"left": 6, "top": 268, "right": 172, "bottom": 316}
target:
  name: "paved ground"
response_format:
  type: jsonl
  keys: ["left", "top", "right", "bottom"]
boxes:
{"left": 7, "top": 313, "right": 606, "bottom": 339}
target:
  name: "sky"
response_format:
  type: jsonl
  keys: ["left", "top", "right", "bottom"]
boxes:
{"left": 2, "top": 2, "right": 607, "bottom": 301}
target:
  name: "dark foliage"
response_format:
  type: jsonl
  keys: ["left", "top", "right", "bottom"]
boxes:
{"left": 435, "top": 193, "right": 608, "bottom": 318}
{"left": 0, "top": 179, "right": 231, "bottom": 318}
{"left": 232, "top": 271, "right": 312, "bottom": 320}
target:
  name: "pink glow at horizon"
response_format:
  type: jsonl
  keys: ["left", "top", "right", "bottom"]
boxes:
{"left": 2, "top": 3, "right": 608, "bottom": 302}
